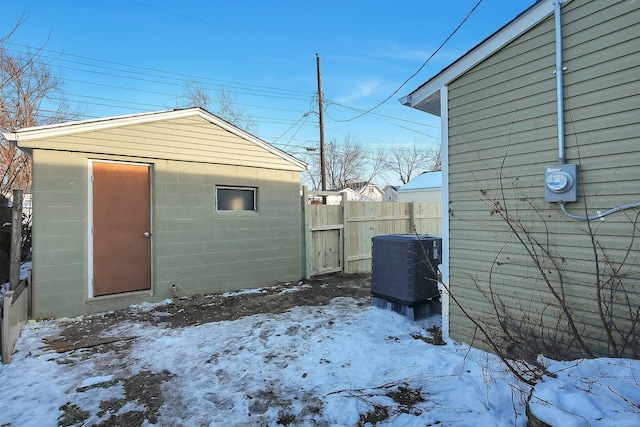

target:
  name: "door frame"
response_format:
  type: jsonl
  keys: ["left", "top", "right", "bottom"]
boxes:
{"left": 87, "top": 159, "right": 153, "bottom": 299}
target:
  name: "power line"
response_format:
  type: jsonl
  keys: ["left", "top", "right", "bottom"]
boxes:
{"left": 3, "top": 43, "right": 312, "bottom": 100}
{"left": 2, "top": 43, "right": 440, "bottom": 145}
{"left": 271, "top": 99, "right": 317, "bottom": 148}
{"left": 325, "top": 99, "right": 440, "bottom": 130}
{"left": 331, "top": 0, "right": 484, "bottom": 122}
{"left": 127, "top": 0, "right": 230, "bottom": 32}
{"left": 324, "top": 100, "right": 440, "bottom": 140}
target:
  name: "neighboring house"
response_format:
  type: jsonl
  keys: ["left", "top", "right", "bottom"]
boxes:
{"left": 326, "top": 182, "right": 385, "bottom": 205}
{"left": 401, "top": 0, "right": 640, "bottom": 358}
{"left": 344, "top": 181, "right": 384, "bottom": 202}
{"left": 3, "top": 108, "right": 308, "bottom": 319}
{"left": 397, "top": 171, "right": 442, "bottom": 204}
{"left": 325, "top": 188, "right": 359, "bottom": 205}
{"left": 382, "top": 185, "right": 399, "bottom": 202}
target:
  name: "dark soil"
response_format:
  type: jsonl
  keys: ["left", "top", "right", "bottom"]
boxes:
{"left": 356, "top": 384, "right": 428, "bottom": 426}
{"left": 44, "top": 273, "right": 372, "bottom": 354}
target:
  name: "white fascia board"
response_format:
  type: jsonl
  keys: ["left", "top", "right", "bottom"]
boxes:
{"left": 7, "top": 109, "right": 182, "bottom": 142}
{"left": 402, "top": 0, "right": 555, "bottom": 116}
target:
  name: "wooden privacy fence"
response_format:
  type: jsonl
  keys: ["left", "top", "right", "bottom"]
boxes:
{"left": 301, "top": 187, "right": 442, "bottom": 277}
{"left": 1, "top": 190, "right": 30, "bottom": 364}
{"left": 1, "top": 276, "right": 30, "bottom": 364}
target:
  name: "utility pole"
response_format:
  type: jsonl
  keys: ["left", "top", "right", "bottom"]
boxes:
{"left": 316, "top": 53, "right": 327, "bottom": 194}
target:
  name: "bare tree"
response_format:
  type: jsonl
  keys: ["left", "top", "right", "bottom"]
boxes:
{"left": 431, "top": 143, "right": 442, "bottom": 172}
{"left": 368, "top": 147, "right": 389, "bottom": 185}
{"left": 215, "top": 88, "right": 257, "bottom": 134}
{"left": 326, "top": 136, "right": 363, "bottom": 189}
{"left": 1, "top": 36, "right": 78, "bottom": 194}
{"left": 303, "top": 135, "right": 386, "bottom": 191}
{"left": 1, "top": 22, "right": 80, "bottom": 276}
{"left": 385, "top": 141, "right": 441, "bottom": 184}
{"left": 182, "top": 80, "right": 212, "bottom": 111}
{"left": 180, "top": 82, "right": 257, "bottom": 134}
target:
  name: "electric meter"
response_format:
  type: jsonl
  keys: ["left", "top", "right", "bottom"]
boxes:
{"left": 544, "top": 164, "right": 578, "bottom": 203}
{"left": 545, "top": 171, "right": 572, "bottom": 193}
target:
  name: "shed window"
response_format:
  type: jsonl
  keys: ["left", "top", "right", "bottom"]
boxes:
{"left": 217, "top": 187, "right": 256, "bottom": 211}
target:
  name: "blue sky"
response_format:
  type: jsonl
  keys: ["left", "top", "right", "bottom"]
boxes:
{"left": 2, "top": 0, "right": 534, "bottom": 185}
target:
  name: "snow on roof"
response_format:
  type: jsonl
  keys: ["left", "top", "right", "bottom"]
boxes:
{"left": 398, "top": 171, "right": 442, "bottom": 192}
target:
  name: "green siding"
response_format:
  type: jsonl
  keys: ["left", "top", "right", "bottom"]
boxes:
{"left": 446, "top": 0, "right": 640, "bottom": 357}
{"left": 20, "top": 114, "right": 304, "bottom": 172}
{"left": 30, "top": 150, "right": 302, "bottom": 319}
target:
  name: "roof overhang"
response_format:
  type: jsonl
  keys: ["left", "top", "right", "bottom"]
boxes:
{"left": 400, "top": 0, "right": 557, "bottom": 116}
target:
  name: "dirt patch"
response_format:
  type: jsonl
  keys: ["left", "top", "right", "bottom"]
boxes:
{"left": 43, "top": 273, "right": 371, "bottom": 354}
{"left": 411, "top": 325, "right": 446, "bottom": 346}
{"left": 341, "top": 382, "right": 431, "bottom": 426}
{"left": 57, "top": 403, "right": 90, "bottom": 427}
{"left": 57, "top": 370, "right": 176, "bottom": 427}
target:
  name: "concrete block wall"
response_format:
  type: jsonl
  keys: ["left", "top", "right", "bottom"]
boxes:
{"left": 30, "top": 150, "right": 302, "bottom": 319}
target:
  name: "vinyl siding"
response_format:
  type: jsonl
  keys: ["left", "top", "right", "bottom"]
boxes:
{"left": 20, "top": 115, "right": 303, "bottom": 172}
{"left": 446, "top": 0, "right": 640, "bottom": 357}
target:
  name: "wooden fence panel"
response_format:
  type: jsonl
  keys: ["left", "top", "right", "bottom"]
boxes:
{"left": 346, "top": 202, "right": 410, "bottom": 273}
{"left": 412, "top": 202, "right": 442, "bottom": 237}
{"left": 302, "top": 187, "right": 442, "bottom": 276}
{"left": 1, "top": 279, "right": 29, "bottom": 364}
{"left": 344, "top": 201, "right": 442, "bottom": 273}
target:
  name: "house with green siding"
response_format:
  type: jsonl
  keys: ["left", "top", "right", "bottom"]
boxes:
{"left": 401, "top": 0, "right": 640, "bottom": 359}
{"left": 3, "top": 107, "right": 308, "bottom": 319}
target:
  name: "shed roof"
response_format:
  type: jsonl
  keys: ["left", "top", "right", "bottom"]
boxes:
{"left": 399, "top": 0, "right": 558, "bottom": 116}
{"left": 398, "top": 171, "right": 442, "bottom": 192}
{"left": 3, "top": 107, "right": 308, "bottom": 172}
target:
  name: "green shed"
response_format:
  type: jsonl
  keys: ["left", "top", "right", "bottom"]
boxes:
{"left": 4, "top": 107, "right": 308, "bottom": 319}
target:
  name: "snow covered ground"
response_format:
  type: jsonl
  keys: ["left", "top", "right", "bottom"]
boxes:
{"left": 1, "top": 285, "right": 639, "bottom": 426}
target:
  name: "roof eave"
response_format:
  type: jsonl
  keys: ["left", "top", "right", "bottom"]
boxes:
{"left": 400, "top": 0, "right": 556, "bottom": 116}
{"left": 400, "top": 91, "right": 442, "bottom": 116}
{"left": 1, "top": 132, "right": 32, "bottom": 157}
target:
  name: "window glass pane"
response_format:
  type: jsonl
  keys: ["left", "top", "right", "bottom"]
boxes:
{"left": 217, "top": 187, "right": 256, "bottom": 211}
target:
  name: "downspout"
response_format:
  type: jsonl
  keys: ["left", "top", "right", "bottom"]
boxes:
{"left": 439, "top": 86, "right": 450, "bottom": 342}
{"left": 555, "top": 0, "right": 566, "bottom": 164}
{"left": 553, "top": 0, "right": 640, "bottom": 220}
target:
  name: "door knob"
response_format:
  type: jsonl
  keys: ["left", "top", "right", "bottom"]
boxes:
{"left": 143, "top": 231, "right": 151, "bottom": 238}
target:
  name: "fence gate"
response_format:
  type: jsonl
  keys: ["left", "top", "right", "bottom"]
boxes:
{"left": 302, "top": 193, "right": 344, "bottom": 276}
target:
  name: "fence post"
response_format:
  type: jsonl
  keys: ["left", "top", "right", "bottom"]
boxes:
{"left": 9, "top": 190, "right": 23, "bottom": 291}
{"left": 341, "top": 192, "right": 349, "bottom": 273}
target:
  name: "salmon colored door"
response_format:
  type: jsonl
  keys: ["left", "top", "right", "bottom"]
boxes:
{"left": 91, "top": 161, "right": 151, "bottom": 297}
